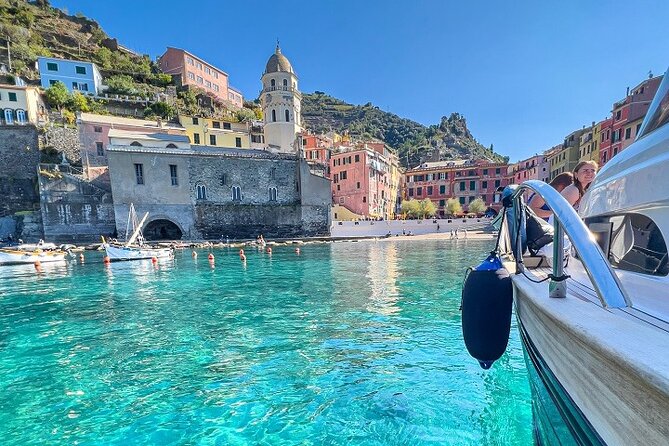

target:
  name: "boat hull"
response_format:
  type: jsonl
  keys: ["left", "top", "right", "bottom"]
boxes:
{"left": 103, "top": 244, "right": 173, "bottom": 262}
{"left": 0, "top": 249, "right": 67, "bottom": 265}
{"left": 514, "top": 281, "right": 669, "bottom": 445}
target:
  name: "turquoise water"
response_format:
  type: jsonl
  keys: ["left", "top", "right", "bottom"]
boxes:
{"left": 0, "top": 239, "right": 531, "bottom": 445}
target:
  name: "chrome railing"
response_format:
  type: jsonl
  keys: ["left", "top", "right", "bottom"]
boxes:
{"left": 509, "top": 180, "right": 630, "bottom": 309}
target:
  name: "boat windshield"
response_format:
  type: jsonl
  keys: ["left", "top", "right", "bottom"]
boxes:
{"left": 636, "top": 66, "right": 669, "bottom": 140}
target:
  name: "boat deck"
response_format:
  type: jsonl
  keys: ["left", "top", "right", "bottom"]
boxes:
{"left": 525, "top": 258, "right": 669, "bottom": 334}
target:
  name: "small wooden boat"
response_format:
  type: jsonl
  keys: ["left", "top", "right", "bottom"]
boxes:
{"left": 0, "top": 247, "right": 66, "bottom": 265}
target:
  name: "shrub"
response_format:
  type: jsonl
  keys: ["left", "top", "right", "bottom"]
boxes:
{"left": 44, "top": 81, "right": 69, "bottom": 110}
{"left": 145, "top": 101, "right": 176, "bottom": 120}
{"left": 149, "top": 73, "right": 172, "bottom": 87}
{"left": 106, "top": 74, "right": 136, "bottom": 95}
{"left": 67, "top": 92, "right": 90, "bottom": 112}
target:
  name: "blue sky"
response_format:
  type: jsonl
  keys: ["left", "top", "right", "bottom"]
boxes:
{"left": 52, "top": 0, "right": 668, "bottom": 162}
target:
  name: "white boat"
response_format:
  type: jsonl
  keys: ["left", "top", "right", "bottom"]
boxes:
{"left": 102, "top": 204, "right": 173, "bottom": 262}
{"left": 0, "top": 247, "right": 66, "bottom": 265}
{"left": 464, "top": 69, "right": 669, "bottom": 444}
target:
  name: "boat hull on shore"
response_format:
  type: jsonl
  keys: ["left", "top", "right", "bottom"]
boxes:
{"left": 0, "top": 248, "right": 66, "bottom": 265}
{"left": 103, "top": 243, "right": 172, "bottom": 262}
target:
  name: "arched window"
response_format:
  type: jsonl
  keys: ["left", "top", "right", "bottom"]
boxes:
{"left": 166, "top": 143, "right": 178, "bottom": 148}
{"left": 270, "top": 79, "right": 275, "bottom": 88}
{"left": 16, "top": 109, "right": 26, "bottom": 124}
{"left": 196, "top": 184, "right": 207, "bottom": 200}
{"left": 232, "top": 186, "right": 241, "bottom": 201}
{"left": 283, "top": 79, "right": 288, "bottom": 88}
{"left": 130, "top": 141, "right": 143, "bottom": 147}
{"left": 4, "top": 109, "right": 14, "bottom": 125}
{"left": 285, "top": 110, "right": 290, "bottom": 122}
{"left": 271, "top": 109, "right": 276, "bottom": 122}
{"left": 268, "top": 187, "right": 277, "bottom": 202}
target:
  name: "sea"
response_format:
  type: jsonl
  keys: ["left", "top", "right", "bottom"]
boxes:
{"left": 0, "top": 239, "right": 532, "bottom": 445}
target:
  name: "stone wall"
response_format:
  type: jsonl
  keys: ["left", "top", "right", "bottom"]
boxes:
{"left": 39, "top": 168, "right": 116, "bottom": 243}
{"left": 194, "top": 203, "right": 304, "bottom": 239}
{"left": 0, "top": 125, "right": 41, "bottom": 217}
{"left": 43, "top": 124, "right": 81, "bottom": 164}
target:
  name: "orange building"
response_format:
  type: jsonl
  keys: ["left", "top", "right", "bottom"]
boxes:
{"left": 158, "top": 47, "right": 243, "bottom": 108}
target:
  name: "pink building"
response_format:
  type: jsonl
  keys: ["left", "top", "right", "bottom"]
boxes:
{"left": 331, "top": 146, "right": 395, "bottom": 219}
{"left": 510, "top": 154, "right": 549, "bottom": 184}
{"left": 78, "top": 112, "right": 186, "bottom": 184}
{"left": 158, "top": 47, "right": 243, "bottom": 108}
{"left": 609, "top": 74, "right": 662, "bottom": 162}
{"left": 404, "top": 159, "right": 511, "bottom": 215}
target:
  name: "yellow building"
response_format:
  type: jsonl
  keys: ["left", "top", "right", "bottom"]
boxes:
{"left": 0, "top": 84, "right": 46, "bottom": 125}
{"left": 578, "top": 123, "right": 599, "bottom": 163}
{"left": 178, "top": 115, "right": 250, "bottom": 148}
{"left": 387, "top": 152, "right": 403, "bottom": 219}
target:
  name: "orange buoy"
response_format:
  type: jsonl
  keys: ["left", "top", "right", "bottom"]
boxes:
{"left": 240, "top": 254, "right": 246, "bottom": 262}
{"left": 103, "top": 256, "right": 111, "bottom": 264}
{"left": 34, "top": 260, "right": 41, "bottom": 268}
{"left": 192, "top": 251, "right": 198, "bottom": 258}
{"left": 79, "top": 253, "right": 85, "bottom": 261}
{"left": 151, "top": 257, "right": 158, "bottom": 263}
{"left": 208, "top": 253, "right": 215, "bottom": 261}
{"left": 239, "top": 249, "right": 245, "bottom": 256}
{"left": 266, "top": 247, "right": 272, "bottom": 254}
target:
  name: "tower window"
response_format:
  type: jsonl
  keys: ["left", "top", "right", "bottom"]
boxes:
{"left": 271, "top": 79, "right": 275, "bottom": 88}
{"left": 285, "top": 110, "right": 290, "bottom": 122}
{"left": 283, "top": 79, "right": 288, "bottom": 87}
{"left": 232, "top": 186, "right": 241, "bottom": 201}
{"left": 272, "top": 110, "right": 276, "bottom": 122}
{"left": 196, "top": 184, "right": 207, "bottom": 200}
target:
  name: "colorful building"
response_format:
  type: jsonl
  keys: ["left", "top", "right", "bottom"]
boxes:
{"left": 77, "top": 112, "right": 187, "bottom": 184}
{"left": 330, "top": 143, "right": 400, "bottom": 220}
{"left": 177, "top": 115, "right": 249, "bottom": 149}
{"left": 577, "top": 123, "right": 597, "bottom": 163}
{"left": 548, "top": 128, "right": 586, "bottom": 179}
{"left": 404, "top": 159, "right": 510, "bottom": 215}
{"left": 158, "top": 47, "right": 243, "bottom": 108}
{"left": 510, "top": 154, "right": 549, "bottom": 184}
{"left": 38, "top": 57, "right": 103, "bottom": 95}
{"left": 608, "top": 75, "right": 662, "bottom": 164}
{"left": 302, "top": 132, "right": 333, "bottom": 176}
{"left": 0, "top": 84, "right": 46, "bottom": 125}
{"left": 598, "top": 117, "right": 613, "bottom": 166}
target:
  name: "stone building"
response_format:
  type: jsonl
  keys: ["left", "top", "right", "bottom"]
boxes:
{"left": 105, "top": 47, "right": 331, "bottom": 240}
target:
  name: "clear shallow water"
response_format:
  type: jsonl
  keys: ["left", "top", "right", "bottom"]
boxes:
{"left": 0, "top": 239, "right": 531, "bottom": 445}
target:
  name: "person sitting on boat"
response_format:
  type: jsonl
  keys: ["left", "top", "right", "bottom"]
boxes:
{"left": 560, "top": 161, "right": 598, "bottom": 212}
{"left": 528, "top": 173, "right": 574, "bottom": 221}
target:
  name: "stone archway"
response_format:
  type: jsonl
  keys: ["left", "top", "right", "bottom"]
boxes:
{"left": 143, "top": 219, "right": 183, "bottom": 240}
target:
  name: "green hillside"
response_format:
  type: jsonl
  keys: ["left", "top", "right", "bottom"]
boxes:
{"left": 301, "top": 92, "right": 508, "bottom": 168}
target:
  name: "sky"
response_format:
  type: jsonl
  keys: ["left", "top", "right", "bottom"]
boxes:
{"left": 51, "top": 0, "right": 669, "bottom": 162}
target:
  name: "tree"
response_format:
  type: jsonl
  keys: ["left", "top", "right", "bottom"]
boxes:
{"left": 235, "top": 107, "right": 256, "bottom": 123}
{"left": 400, "top": 199, "right": 420, "bottom": 218}
{"left": 67, "top": 92, "right": 90, "bottom": 112}
{"left": 145, "top": 101, "right": 176, "bottom": 120}
{"left": 44, "top": 81, "right": 69, "bottom": 110}
{"left": 419, "top": 198, "right": 437, "bottom": 218}
{"left": 106, "top": 75, "right": 136, "bottom": 95}
{"left": 446, "top": 198, "right": 462, "bottom": 216}
{"left": 468, "top": 197, "right": 486, "bottom": 215}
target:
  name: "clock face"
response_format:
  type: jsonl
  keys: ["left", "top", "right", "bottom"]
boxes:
{"left": 265, "top": 93, "right": 272, "bottom": 103}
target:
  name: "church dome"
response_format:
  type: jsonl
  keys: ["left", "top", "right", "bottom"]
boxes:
{"left": 265, "top": 45, "right": 294, "bottom": 74}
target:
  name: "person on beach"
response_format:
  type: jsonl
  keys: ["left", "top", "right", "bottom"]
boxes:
{"left": 560, "top": 161, "right": 598, "bottom": 211}
{"left": 528, "top": 172, "right": 574, "bottom": 221}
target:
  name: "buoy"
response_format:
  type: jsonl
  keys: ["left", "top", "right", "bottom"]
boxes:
{"left": 34, "top": 260, "right": 41, "bottom": 268}
{"left": 266, "top": 247, "right": 272, "bottom": 254}
{"left": 461, "top": 252, "right": 513, "bottom": 369}
{"left": 208, "top": 253, "right": 214, "bottom": 261}
{"left": 151, "top": 257, "right": 158, "bottom": 263}
{"left": 240, "top": 254, "right": 246, "bottom": 262}
{"left": 103, "top": 256, "right": 111, "bottom": 264}
{"left": 192, "top": 251, "right": 198, "bottom": 258}
{"left": 239, "top": 249, "right": 245, "bottom": 256}
{"left": 79, "top": 253, "right": 85, "bottom": 261}
{"left": 295, "top": 248, "right": 300, "bottom": 254}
